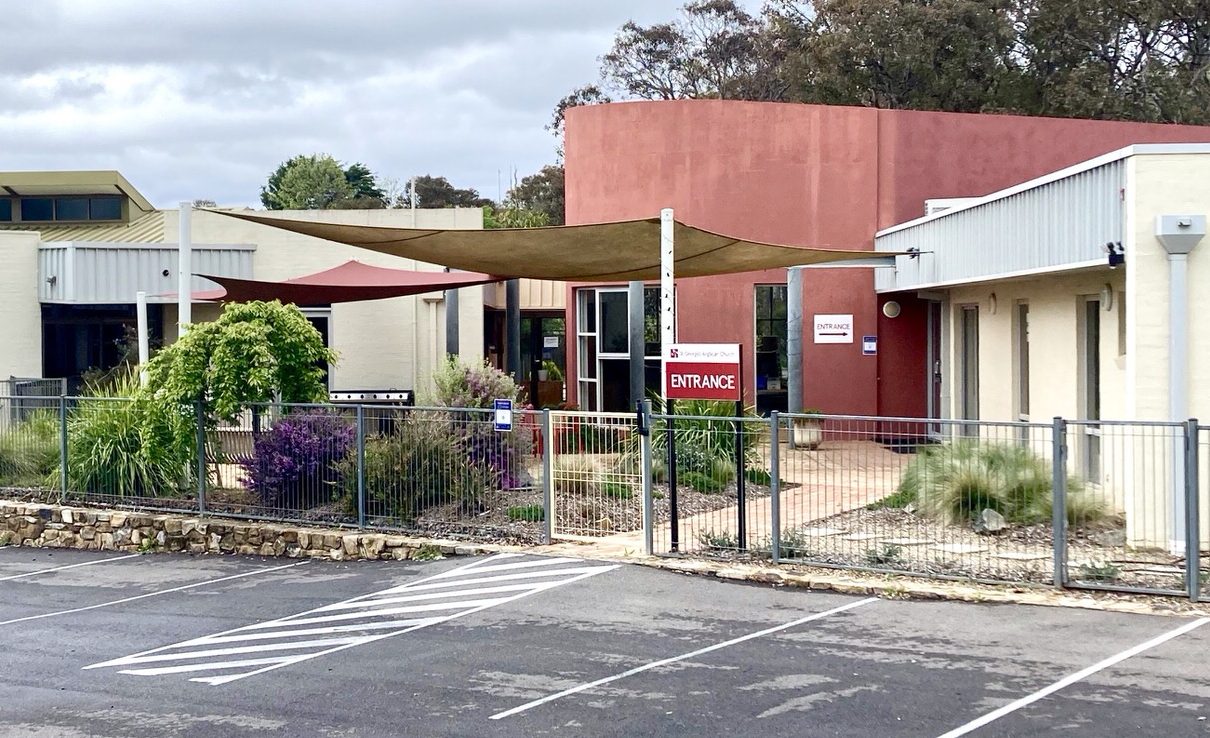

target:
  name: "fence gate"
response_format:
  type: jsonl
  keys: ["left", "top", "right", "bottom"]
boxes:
{"left": 547, "top": 411, "right": 643, "bottom": 540}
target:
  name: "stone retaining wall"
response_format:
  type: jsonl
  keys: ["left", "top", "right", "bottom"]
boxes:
{"left": 0, "top": 500, "right": 495, "bottom": 561}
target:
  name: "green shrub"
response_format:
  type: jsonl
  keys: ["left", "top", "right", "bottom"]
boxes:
{"left": 621, "top": 399, "right": 760, "bottom": 477}
{"left": 507, "top": 504, "right": 544, "bottom": 522}
{"left": 696, "top": 529, "right": 738, "bottom": 550}
{"left": 864, "top": 544, "right": 906, "bottom": 567}
{"left": 744, "top": 467, "right": 772, "bottom": 486}
{"left": 1075, "top": 560, "right": 1121, "bottom": 582}
{"left": 553, "top": 456, "right": 598, "bottom": 495}
{"left": 900, "top": 442, "right": 1104, "bottom": 527}
{"left": 601, "top": 481, "right": 633, "bottom": 499}
{"left": 344, "top": 413, "right": 490, "bottom": 520}
{"left": 866, "top": 487, "right": 917, "bottom": 511}
{"left": 682, "top": 470, "right": 725, "bottom": 494}
{"left": 0, "top": 411, "right": 59, "bottom": 487}
{"left": 65, "top": 372, "right": 194, "bottom": 497}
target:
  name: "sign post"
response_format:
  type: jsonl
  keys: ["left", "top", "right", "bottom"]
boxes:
{"left": 663, "top": 343, "right": 746, "bottom": 548}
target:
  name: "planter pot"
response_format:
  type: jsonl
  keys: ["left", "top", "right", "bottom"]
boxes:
{"left": 791, "top": 420, "right": 823, "bottom": 449}
{"left": 537, "top": 370, "right": 549, "bottom": 381}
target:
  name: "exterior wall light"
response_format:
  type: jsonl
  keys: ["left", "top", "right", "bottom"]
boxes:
{"left": 881, "top": 300, "right": 901, "bottom": 318}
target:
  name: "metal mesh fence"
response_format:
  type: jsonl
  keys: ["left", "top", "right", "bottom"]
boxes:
{"left": 1200, "top": 426, "right": 1210, "bottom": 600}
{"left": 549, "top": 411, "right": 642, "bottom": 538}
{"left": 769, "top": 415, "right": 1058, "bottom": 583}
{"left": 1063, "top": 420, "right": 1187, "bottom": 595}
{"left": 0, "top": 392, "right": 1206, "bottom": 599}
{"left": 648, "top": 413, "right": 771, "bottom": 556}
{"left": 0, "top": 396, "right": 61, "bottom": 494}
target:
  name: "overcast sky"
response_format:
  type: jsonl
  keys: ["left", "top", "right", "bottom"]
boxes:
{"left": 1, "top": 1, "right": 755, "bottom": 208}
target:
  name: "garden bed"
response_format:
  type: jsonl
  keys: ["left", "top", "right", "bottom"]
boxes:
{"left": 693, "top": 505, "right": 1197, "bottom": 591}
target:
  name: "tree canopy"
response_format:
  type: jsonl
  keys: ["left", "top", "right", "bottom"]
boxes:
{"left": 504, "top": 164, "right": 565, "bottom": 226}
{"left": 555, "top": 0, "right": 1210, "bottom": 125}
{"left": 261, "top": 154, "right": 388, "bottom": 210}
{"left": 145, "top": 301, "right": 335, "bottom": 421}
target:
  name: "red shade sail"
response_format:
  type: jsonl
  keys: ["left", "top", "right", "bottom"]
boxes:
{"left": 192, "top": 260, "right": 501, "bottom": 306}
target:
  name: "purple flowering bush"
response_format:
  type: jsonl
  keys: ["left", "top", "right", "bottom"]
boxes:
{"left": 432, "top": 358, "right": 533, "bottom": 490}
{"left": 244, "top": 410, "right": 355, "bottom": 510}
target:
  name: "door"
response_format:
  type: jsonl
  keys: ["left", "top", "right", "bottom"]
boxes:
{"left": 960, "top": 306, "right": 979, "bottom": 426}
{"left": 926, "top": 301, "right": 943, "bottom": 435}
{"left": 1081, "top": 298, "right": 1102, "bottom": 481}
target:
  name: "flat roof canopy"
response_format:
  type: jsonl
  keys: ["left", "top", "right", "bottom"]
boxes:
{"left": 190, "top": 260, "right": 500, "bottom": 306}
{"left": 211, "top": 211, "right": 878, "bottom": 281}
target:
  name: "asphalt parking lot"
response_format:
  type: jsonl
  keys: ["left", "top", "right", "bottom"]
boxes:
{"left": 0, "top": 547, "right": 1206, "bottom": 737}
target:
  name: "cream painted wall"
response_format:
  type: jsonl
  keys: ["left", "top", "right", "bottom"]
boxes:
{"left": 946, "top": 269, "right": 1126, "bottom": 425}
{"left": 0, "top": 232, "right": 44, "bottom": 379}
{"left": 161, "top": 207, "right": 485, "bottom": 395}
{"left": 1125, "top": 154, "right": 1210, "bottom": 549}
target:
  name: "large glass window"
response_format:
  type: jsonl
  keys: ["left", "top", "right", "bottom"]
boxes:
{"left": 599, "top": 291, "right": 629, "bottom": 354}
{"left": 755, "top": 285, "right": 788, "bottom": 414}
{"left": 0, "top": 199, "right": 11, "bottom": 221}
{"left": 21, "top": 198, "right": 53, "bottom": 221}
{"left": 576, "top": 286, "right": 666, "bottom": 412}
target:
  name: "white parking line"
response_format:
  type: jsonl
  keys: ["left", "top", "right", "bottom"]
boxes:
{"left": 0, "top": 561, "right": 308, "bottom": 627}
{"left": 0, "top": 554, "right": 141, "bottom": 581}
{"left": 87, "top": 553, "right": 618, "bottom": 686}
{"left": 935, "top": 616, "right": 1210, "bottom": 738}
{"left": 489, "top": 596, "right": 881, "bottom": 720}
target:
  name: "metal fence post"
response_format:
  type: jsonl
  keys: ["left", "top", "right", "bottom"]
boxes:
{"left": 356, "top": 404, "right": 366, "bottom": 529}
{"left": 1052, "top": 417, "right": 1067, "bottom": 589}
{"left": 667, "top": 400, "right": 679, "bottom": 553}
{"left": 641, "top": 400, "right": 654, "bottom": 556}
{"left": 1186, "top": 418, "right": 1201, "bottom": 602}
{"left": 735, "top": 400, "right": 747, "bottom": 551}
{"left": 542, "top": 408, "right": 554, "bottom": 544}
{"left": 769, "top": 411, "right": 780, "bottom": 563}
{"left": 195, "top": 400, "right": 206, "bottom": 516}
{"left": 58, "top": 394, "right": 68, "bottom": 501}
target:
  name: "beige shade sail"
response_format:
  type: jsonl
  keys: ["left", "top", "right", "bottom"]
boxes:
{"left": 209, "top": 210, "right": 881, "bottom": 281}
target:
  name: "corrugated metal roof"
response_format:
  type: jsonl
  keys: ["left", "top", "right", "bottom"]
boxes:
{"left": 874, "top": 158, "right": 1126, "bottom": 292}
{"left": 0, "top": 211, "right": 165, "bottom": 243}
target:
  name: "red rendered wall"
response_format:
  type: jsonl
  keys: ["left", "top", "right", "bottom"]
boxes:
{"left": 564, "top": 100, "right": 1210, "bottom": 416}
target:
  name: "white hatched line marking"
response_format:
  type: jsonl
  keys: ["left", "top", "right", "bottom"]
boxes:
{"left": 240, "top": 597, "right": 516, "bottom": 628}
{"left": 192, "top": 618, "right": 446, "bottom": 645}
{"left": 120, "top": 656, "right": 297, "bottom": 676}
{"left": 0, "top": 554, "right": 141, "bottom": 581}
{"left": 317, "top": 582, "right": 550, "bottom": 612}
{"left": 425, "top": 557, "right": 583, "bottom": 579}
{"left": 87, "top": 554, "right": 616, "bottom": 685}
{"left": 1, "top": 561, "right": 308, "bottom": 627}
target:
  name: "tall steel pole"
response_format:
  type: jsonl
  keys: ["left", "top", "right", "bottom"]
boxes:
{"left": 177, "top": 202, "right": 192, "bottom": 335}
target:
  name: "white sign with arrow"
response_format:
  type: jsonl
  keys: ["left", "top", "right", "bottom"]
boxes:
{"left": 813, "top": 314, "right": 854, "bottom": 344}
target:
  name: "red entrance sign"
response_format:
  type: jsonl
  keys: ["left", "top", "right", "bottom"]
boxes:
{"left": 663, "top": 343, "right": 741, "bottom": 401}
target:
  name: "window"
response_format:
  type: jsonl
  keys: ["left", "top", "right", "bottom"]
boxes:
{"left": 0, "top": 199, "right": 11, "bottom": 222}
{"left": 960, "top": 306, "right": 979, "bottom": 423}
{"left": 576, "top": 286, "right": 666, "bottom": 412}
{"left": 754, "top": 284, "right": 788, "bottom": 414}
{"left": 55, "top": 197, "right": 90, "bottom": 221}
{"left": 21, "top": 198, "right": 53, "bottom": 221}
{"left": 1015, "top": 302, "right": 1030, "bottom": 420}
{"left": 15, "top": 195, "right": 124, "bottom": 222}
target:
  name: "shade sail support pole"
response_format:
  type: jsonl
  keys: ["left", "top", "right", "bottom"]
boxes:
{"left": 660, "top": 208, "right": 674, "bottom": 400}
{"left": 506, "top": 279, "right": 521, "bottom": 382}
{"left": 178, "top": 201, "right": 192, "bottom": 335}
{"left": 136, "top": 290, "right": 149, "bottom": 386}
{"left": 629, "top": 280, "right": 645, "bottom": 407}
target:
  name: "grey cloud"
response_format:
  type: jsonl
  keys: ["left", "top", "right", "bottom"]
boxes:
{"left": 1, "top": 0, "right": 714, "bottom": 206}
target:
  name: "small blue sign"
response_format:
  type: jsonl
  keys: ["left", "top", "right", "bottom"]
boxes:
{"left": 862, "top": 336, "right": 877, "bottom": 356}
{"left": 493, "top": 398, "right": 513, "bottom": 432}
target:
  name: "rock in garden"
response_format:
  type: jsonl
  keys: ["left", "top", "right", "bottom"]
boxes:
{"left": 975, "top": 509, "right": 1006, "bottom": 534}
